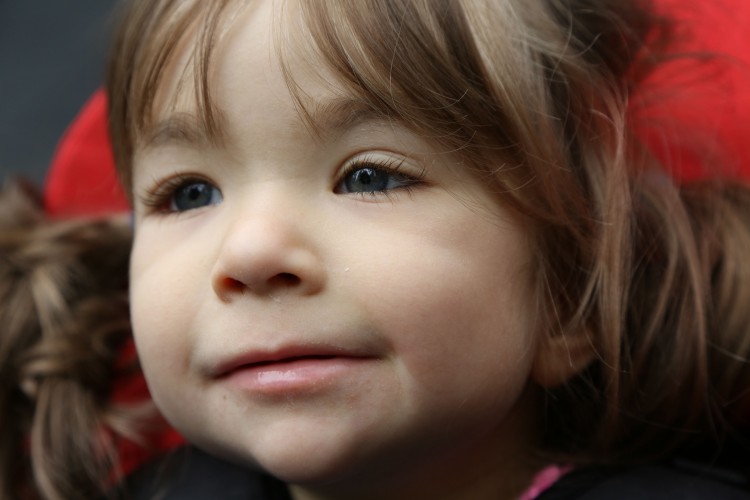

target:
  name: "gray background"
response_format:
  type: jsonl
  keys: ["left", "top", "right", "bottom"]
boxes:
{"left": 0, "top": 0, "right": 119, "bottom": 187}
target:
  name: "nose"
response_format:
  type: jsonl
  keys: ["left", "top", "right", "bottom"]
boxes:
{"left": 211, "top": 204, "right": 326, "bottom": 301}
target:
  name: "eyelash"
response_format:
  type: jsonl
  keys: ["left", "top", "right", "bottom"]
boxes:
{"left": 139, "top": 174, "right": 216, "bottom": 214}
{"left": 335, "top": 155, "right": 427, "bottom": 198}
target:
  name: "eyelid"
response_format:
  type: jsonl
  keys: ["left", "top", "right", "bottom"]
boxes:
{"left": 335, "top": 152, "right": 427, "bottom": 189}
{"left": 137, "top": 173, "right": 219, "bottom": 215}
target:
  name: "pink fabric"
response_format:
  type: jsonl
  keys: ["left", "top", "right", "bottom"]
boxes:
{"left": 518, "top": 465, "right": 573, "bottom": 500}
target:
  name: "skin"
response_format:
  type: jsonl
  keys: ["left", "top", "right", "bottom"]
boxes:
{"left": 129, "top": 1, "right": 552, "bottom": 498}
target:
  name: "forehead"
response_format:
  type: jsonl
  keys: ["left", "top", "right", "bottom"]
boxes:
{"left": 140, "top": 0, "right": 389, "bottom": 150}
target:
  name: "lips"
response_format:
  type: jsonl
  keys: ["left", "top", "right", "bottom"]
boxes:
{"left": 209, "top": 345, "right": 377, "bottom": 397}
{"left": 240, "top": 354, "right": 338, "bottom": 368}
{"left": 211, "top": 345, "right": 372, "bottom": 379}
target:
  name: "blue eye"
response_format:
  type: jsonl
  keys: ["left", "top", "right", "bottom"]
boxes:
{"left": 169, "top": 181, "right": 223, "bottom": 212}
{"left": 336, "top": 165, "right": 420, "bottom": 195}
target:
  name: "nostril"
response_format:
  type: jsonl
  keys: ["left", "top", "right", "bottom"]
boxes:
{"left": 222, "top": 277, "right": 246, "bottom": 293}
{"left": 270, "top": 272, "right": 301, "bottom": 287}
{"left": 215, "top": 272, "right": 304, "bottom": 298}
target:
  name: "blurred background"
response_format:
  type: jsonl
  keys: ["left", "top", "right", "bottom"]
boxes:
{"left": 0, "top": 0, "right": 119, "bottom": 186}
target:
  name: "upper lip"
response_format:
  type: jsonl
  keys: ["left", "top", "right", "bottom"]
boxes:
{"left": 209, "top": 344, "right": 374, "bottom": 378}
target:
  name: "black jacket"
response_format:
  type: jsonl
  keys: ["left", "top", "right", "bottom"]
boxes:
{"left": 121, "top": 446, "right": 749, "bottom": 499}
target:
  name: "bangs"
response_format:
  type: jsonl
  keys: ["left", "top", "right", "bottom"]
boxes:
{"left": 285, "top": 1, "right": 525, "bottom": 169}
{"left": 109, "top": 0, "right": 642, "bottom": 224}
{"left": 108, "top": 0, "right": 535, "bottom": 190}
{"left": 107, "top": 0, "right": 239, "bottom": 190}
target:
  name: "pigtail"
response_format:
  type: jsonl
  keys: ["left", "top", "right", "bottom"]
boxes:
{"left": 0, "top": 180, "right": 136, "bottom": 499}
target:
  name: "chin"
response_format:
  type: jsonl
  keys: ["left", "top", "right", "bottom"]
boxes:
{"left": 192, "top": 428, "right": 369, "bottom": 486}
{"left": 265, "top": 442, "right": 372, "bottom": 485}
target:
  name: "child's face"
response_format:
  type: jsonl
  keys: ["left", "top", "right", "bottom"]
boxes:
{"left": 129, "top": 1, "right": 541, "bottom": 496}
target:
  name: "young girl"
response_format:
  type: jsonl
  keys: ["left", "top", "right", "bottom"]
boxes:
{"left": 5, "top": 0, "right": 750, "bottom": 498}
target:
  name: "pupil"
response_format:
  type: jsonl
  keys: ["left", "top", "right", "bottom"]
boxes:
{"left": 175, "top": 182, "right": 213, "bottom": 210}
{"left": 356, "top": 169, "right": 374, "bottom": 185}
{"left": 348, "top": 167, "right": 388, "bottom": 192}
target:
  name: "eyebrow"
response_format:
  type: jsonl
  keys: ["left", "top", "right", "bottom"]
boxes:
{"left": 305, "top": 97, "right": 392, "bottom": 139}
{"left": 141, "top": 112, "right": 213, "bottom": 151}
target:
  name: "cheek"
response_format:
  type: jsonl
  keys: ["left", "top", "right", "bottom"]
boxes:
{"left": 346, "top": 214, "right": 538, "bottom": 406}
{"left": 383, "top": 270, "right": 535, "bottom": 378}
{"left": 128, "top": 229, "right": 205, "bottom": 395}
{"left": 129, "top": 264, "right": 216, "bottom": 438}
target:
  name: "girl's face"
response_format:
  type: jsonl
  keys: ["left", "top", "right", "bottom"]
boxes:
{"left": 130, "top": 1, "right": 543, "bottom": 497}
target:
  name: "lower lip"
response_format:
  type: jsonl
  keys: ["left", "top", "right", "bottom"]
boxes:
{"left": 219, "top": 357, "right": 371, "bottom": 397}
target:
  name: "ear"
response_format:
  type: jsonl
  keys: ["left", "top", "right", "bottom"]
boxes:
{"left": 531, "top": 328, "right": 596, "bottom": 388}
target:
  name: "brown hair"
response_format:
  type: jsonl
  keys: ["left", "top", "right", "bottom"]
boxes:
{"left": 0, "top": 180, "right": 139, "bottom": 499}
{"left": 106, "top": 0, "right": 750, "bottom": 474}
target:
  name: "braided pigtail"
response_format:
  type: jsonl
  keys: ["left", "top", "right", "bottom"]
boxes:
{"left": 0, "top": 180, "right": 137, "bottom": 499}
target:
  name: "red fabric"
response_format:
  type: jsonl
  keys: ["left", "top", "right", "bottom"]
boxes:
{"left": 635, "top": 0, "right": 750, "bottom": 181}
{"left": 44, "top": 89, "right": 130, "bottom": 217}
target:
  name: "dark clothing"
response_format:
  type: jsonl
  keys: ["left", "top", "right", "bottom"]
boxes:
{"left": 121, "top": 445, "right": 749, "bottom": 499}
{"left": 120, "top": 446, "right": 290, "bottom": 500}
